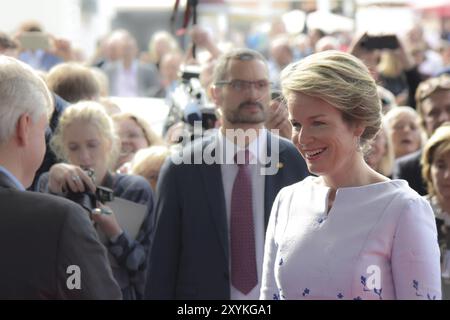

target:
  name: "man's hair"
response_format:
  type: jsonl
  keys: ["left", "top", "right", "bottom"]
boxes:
{"left": 212, "top": 48, "right": 268, "bottom": 84}
{"left": 0, "top": 56, "right": 52, "bottom": 144}
{"left": 46, "top": 63, "right": 100, "bottom": 103}
{"left": 415, "top": 74, "right": 450, "bottom": 134}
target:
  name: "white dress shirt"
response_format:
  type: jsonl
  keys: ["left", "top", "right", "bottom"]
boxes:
{"left": 115, "top": 60, "right": 139, "bottom": 97}
{"left": 218, "top": 128, "right": 267, "bottom": 300}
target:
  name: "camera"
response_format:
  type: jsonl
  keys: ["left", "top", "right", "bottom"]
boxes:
{"left": 164, "top": 64, "right": 218, "bottom": 138}
{"left": 360, "top": 35, "right": 399, "bottom": 50}
{"left": 65, "top": 169, "right": 114, "bottom": 213}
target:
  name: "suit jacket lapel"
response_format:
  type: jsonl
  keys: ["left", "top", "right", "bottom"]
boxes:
{"left": 197, "top": 136, "right": 229, "bottom": 261}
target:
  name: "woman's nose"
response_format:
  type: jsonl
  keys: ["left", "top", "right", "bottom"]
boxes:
{"left": 298, "top": 128, "right": 313, "bottom": 148}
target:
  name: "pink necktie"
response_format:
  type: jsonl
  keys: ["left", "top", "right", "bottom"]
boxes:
{"left": 230, "top": 150, "right": 257, "bottom": 295}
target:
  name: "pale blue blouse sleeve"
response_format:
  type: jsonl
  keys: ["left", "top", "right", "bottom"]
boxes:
{"left": 391, "top": 197, "right": 442, "bottom": 300}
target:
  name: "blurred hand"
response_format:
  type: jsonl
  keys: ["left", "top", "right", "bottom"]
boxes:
{"left": 91, "top": 203, "right": 123, "bottom": 239}
{"left": 116, "top": 161, "right": 132, "bottom": 175}
{"left": 48, "top": 163, "right": 96, "bottom": 194}
{"left": 265, "top": 99, "right": 292, "bottom": 140}
{"left": 348, "top": 32, "right": 380, "bottom": 78}
{"left": 189, "top": 25, "right": 221, "bottom": 59}
{"left": 50, "top": 37, "right": 73, "bottom": 61}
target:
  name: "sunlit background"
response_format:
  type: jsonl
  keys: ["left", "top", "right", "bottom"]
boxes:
{"left": 1, "top": 0, "right": 449, "bottom": 58}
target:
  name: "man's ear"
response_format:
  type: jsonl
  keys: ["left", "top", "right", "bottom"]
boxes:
{"left": 15, "top": 113, "right": 32, "bottom": 147}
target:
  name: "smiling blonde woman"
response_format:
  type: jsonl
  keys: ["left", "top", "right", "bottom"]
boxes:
{"left": 260, "top": 50, "right": 441, "bottom": 300}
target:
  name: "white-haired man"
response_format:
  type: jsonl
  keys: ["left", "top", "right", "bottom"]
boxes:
{"left": 0, "top": 56, "right": 121, "bottom": 299}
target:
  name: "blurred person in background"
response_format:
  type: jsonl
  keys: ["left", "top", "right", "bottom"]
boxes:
{"left": 130, "top": 145, "right": 171, "bottom": 191}
{"left": 394, "top": 74, "right": 450, "bottom": 195}
{"left": 315, "top": 36, "right": 340, "bottom": 53}
{"left": 46, "top": 62, "right": 100, "bottom": 103}
{"left": 384, "top": 106, "right": 424, "bottom": 159}
{"left": 158, "top": 50, "right": 183, "bottom": 97}
{"left": 267, "top": 35, "right": 294, "bottom": 89}
{"left": 422, "top": 123, "right": 450, "bottom": 299}
{"left": 0, "top": 31, "right": 19, "bottom": 57}
{"left": 144, "top": 30, "right": 180, "bottom": 69}
{"left": 378, "top": 51, "right": 409, "bottom": 105}
{"left": 349, "top": 32, "right": 423, "bottom": 109}
{"left": 112, "top": 112, "right": 164, "bottom": 173}
{"left": 16, "top": 20, "right": 76, "bottom": 71}
{"left": 365, "top": 123, "right": 395, "bottom": 178}
{"left": 104, "top": 30, "right": 162, "bottom": 97}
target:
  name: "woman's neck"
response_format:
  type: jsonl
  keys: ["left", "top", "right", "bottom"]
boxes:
{"left": 322, "top": 155, "right": 388, "bottom": 191}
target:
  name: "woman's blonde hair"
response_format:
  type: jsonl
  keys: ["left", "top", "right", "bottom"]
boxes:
{"left": 112, "top": 112, "right": 164, "bottom": 147}
{"left": 50, "top": 101, "right": 120, "bottom": 169}
{"left": 372, "top": 123, "right": 395, "bottom": 177}
{"left": 378, "top": 51, "right": 403, "bottom": 78}
{"left": 421, "top": 122, "right": 450, "bottom": 196}
{"left": 130, "top": 145, "right": 171, "bottom": 179}
{"left": 281, "top": 50, "right": 381, "bottom": 154}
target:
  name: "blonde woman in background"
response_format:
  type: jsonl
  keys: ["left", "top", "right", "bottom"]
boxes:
{"left": 112, "top": 112, "right": 164, "bottom": 173}
{"left": 37, "top": 101, "right": 154, "bottom": 300}
{"left": 130, "top": 145, "right": 171, "bottom": 191}
{"left": 145, "top": 31, "right": 180, "bottom": 69}
{"left": 365, "top": 123, "right": 395, "bottom": 178}
{"left": 378, "top": 51, "right": 409, "bottom": 105}
{"left": 422, "top": 122, "right": 450, "bottom": 300}
{"left": 384, "top": 106, "right": 425, "bottom": 159}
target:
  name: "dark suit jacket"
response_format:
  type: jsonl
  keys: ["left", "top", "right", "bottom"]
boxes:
{"left": 0, "top": 172, "right": 122, "bottom": 299}
{"left": 392, "top": 149, "right": 427, "bottom": 196}
{"left": 36, "top": 171, "right": 155, "bottom": 300}
{"left": 145, "top": 132, "right": 309, "bottom": 299}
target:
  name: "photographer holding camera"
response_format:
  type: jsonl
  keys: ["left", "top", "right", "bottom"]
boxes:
{"left": 349, "top": 32, "right": 423, "bottom": 109}
{"left": 36, "top": 101, "right": 154, "bottom": 300}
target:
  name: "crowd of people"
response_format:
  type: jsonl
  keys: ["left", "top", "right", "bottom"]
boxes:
{"left": 0, "top": 16, "right": 450, "bottom": 300}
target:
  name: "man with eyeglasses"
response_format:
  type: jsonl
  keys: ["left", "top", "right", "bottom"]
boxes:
{"left": 393, "top": 74, "right": 450, "bottom": 195}
{"left": 146, "top": 48, "right": 308, "bottom": 300}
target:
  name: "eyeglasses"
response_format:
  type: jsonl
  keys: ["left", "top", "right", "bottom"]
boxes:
{"left": 215, "top": 79, "right": 272, "bottom": 92}
{"left": 416, "top": 74, "right": 450, "bottom": 103}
